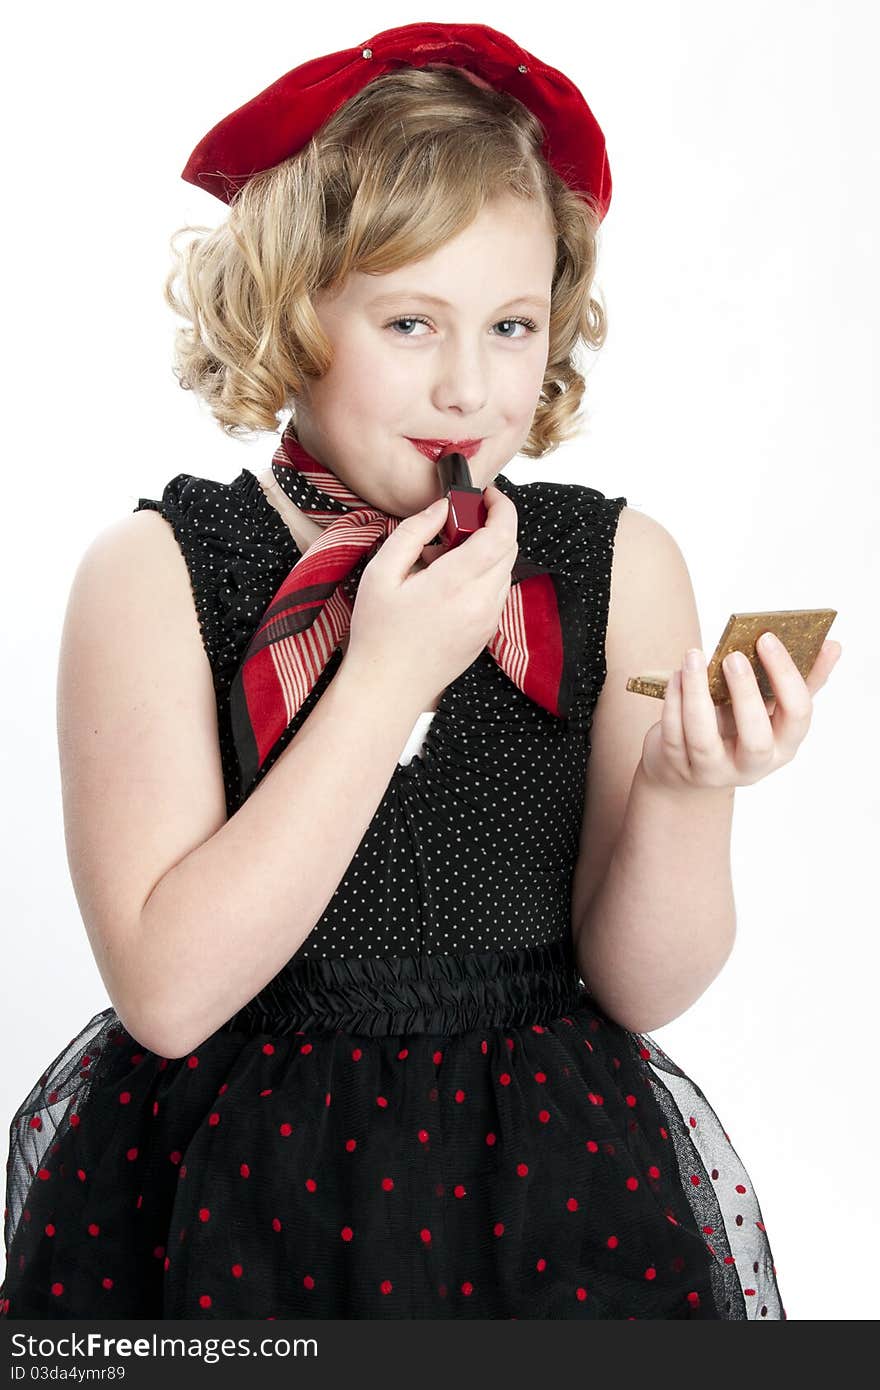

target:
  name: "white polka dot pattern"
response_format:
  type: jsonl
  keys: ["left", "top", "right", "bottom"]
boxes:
{"left": 133, "top": 469, "right": 627, "bottom": 961}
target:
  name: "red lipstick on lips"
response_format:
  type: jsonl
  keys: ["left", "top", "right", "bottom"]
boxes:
{"left": 407, "top": 438, "right": 482, "bottom": 462}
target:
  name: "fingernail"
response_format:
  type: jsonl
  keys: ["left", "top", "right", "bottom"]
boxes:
{"left": 684, "top": 648, "right": 703, "bottom": 672}
{"left": 759, "top": 631, "right": 779, "bottom": 652}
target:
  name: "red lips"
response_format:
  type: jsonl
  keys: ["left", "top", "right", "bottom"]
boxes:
{"left": 407, "top": 438, "right": 482, "bottom": 461}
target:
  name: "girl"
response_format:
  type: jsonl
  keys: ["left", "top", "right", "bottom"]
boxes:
{"left": 0, "top": 22, "right": 840, "bottom": 1320}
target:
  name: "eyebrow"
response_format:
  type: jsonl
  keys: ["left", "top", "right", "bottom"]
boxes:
{"left": 366, "top": 290, "right": 550, "bottom": 311}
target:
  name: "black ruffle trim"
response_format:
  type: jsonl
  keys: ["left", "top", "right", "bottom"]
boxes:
{"left": 220, "top": 936, "right": 586, "bottom": 1038}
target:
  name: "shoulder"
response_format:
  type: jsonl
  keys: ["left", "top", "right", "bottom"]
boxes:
{"left": 72, "top": 494, "right": 229, "bottom": 619}
{"left": 613, "top": 503, "right": 684, "bottom": 555}
{"left": 78, "top": 504, "right": 188, "bottom": 583}
{"left": 610, "top": 504, "right": 690, "bottom": 590}
{"left": 605, "top": 505, "right": 702, "bottom": 670}
{"left": 64, "top": 508, "right": 211, "bottom": 679}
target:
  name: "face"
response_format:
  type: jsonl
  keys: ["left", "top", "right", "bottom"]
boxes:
{"left": 291, "top": 194, "right": 556, "bottom": 517}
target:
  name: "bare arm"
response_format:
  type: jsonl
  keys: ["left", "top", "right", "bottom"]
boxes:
{"left": 138, "top": 651, "right": 419, "bottom": 1057}
{"left": 570, "top": 506, "right": 736, "bottom": 1033}
{"left": 575, "top": 762, "right": 736, "bottom": 1033}
{"left": 58, "top": 510, "right": 426, "bottom": 1062}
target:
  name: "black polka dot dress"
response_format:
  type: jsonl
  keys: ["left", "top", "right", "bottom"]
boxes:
{"left": 0, "top": 469, "right": 786, "bottom": 1320}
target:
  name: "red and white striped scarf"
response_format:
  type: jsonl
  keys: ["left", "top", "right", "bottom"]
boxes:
{"left": 230, "top": 419, "right": 580, "bottom": 796}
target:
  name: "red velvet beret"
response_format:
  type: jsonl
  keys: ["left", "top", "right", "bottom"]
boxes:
{"left": 181, "top": 20, "right": 611, "bottom": 218}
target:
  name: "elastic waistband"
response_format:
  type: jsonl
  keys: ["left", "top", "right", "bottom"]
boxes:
{"left": 220, "top": 936, "right": 586, "bottom": 1038}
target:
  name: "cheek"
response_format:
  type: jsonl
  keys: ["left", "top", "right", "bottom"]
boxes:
{"left": 526, "top": 341, "right": 550, "bottom": 389}
{"left": 505, "top": 353, "right": 547, "bottom": 419}
{"left": 333, "top": 341, "right": 413, "bottom": 416}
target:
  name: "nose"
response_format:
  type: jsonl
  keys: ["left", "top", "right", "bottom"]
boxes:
{"left": 430, "top": 333, "right": 489, "bottom": 417}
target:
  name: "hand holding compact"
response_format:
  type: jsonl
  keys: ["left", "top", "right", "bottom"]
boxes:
{"left": 639, "top": 634, "right": 843, "bottom": 793}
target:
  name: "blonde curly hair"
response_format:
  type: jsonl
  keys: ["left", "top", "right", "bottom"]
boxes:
{"left": 165, "top": 63, "right": 608, "bottom": 459}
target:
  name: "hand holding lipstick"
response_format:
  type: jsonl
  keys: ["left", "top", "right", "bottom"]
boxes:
{"left": 346, "top": 479, "right": 519, "bottom": 711}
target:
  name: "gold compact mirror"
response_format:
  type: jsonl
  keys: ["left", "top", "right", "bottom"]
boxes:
{"left": 626, "top": 609, "right": 838, "bottom": 705}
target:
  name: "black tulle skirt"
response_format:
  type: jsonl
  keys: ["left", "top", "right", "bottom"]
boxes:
{"left": 0, "top": 938, "right": 785, "bottom": 1319}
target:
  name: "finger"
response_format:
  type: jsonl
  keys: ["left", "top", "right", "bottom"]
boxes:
{"left": 383, "top": 498, "right": 450, "bottom": 583}
{"left": 419, "top": 538, "right": 445, "bottom": 567}
{"left": 753, "top": 633, "right": 813, "bottom": 752}
{"left": 714, "top": 687, "right": 776, "bottom": 739}
{"left": 721, "top": 648, "right": 777, "bottom": 769}
{"left": 802, "top": 638, "right": 842, "bottom": 693}
{"left": 680, "top": 648, "right": 726, "bottom": 768}
{"left": 661, "top": 666, "right": 687, "bottom": 761}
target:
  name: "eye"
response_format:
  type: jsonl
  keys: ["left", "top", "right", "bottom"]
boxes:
{"left": 386, "top": 315, "right": 433, "bottom": 337}
{"left": 385, "top": 315, "right": 540, "bottom": 339}
{"left": 494, "top": 317, "right": 539, "bottom": 338}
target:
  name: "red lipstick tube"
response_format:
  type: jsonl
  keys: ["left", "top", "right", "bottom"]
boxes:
{"left": 434, "top": 452, "right": 488, "bottom": 550}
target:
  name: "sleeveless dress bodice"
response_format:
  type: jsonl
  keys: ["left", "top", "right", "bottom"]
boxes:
{"left": 0, "top": 466, "right": 786, "bottom": 1322}
{"left": 129, "top": 468, "right": 621, "bottom": 965}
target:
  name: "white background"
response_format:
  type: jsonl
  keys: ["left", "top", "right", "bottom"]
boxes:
{"left": 2, "top": 0, "right": 877, "bottom": 1320}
